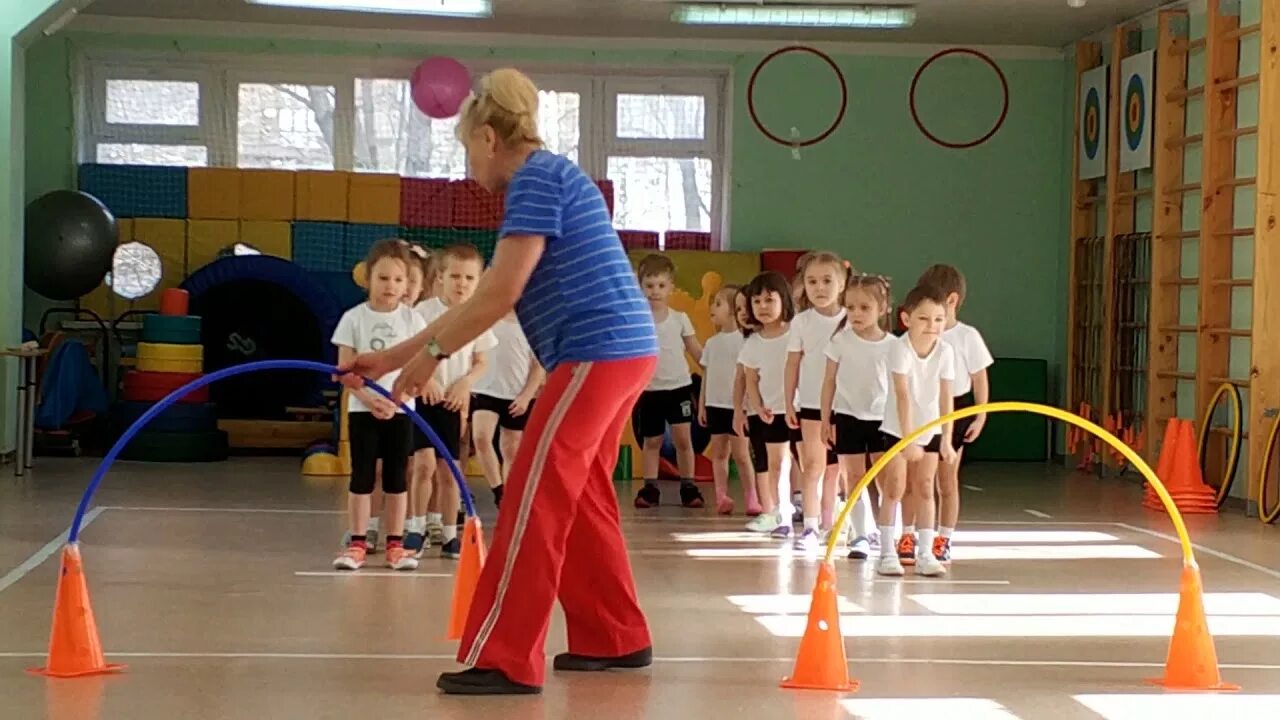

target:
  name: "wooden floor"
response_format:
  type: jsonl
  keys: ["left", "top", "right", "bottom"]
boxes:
{"left": 2, "top": 457, "right": 1280, "bottom": 719}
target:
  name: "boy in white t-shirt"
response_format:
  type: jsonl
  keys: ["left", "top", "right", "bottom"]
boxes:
{"left": 633, "top": 254, "right": 706, "bottom": 510}
{"left": 408, "top": 244, "right": 497, "bottom": 559}
{"left": 471, "top": 312, "right": 545, "bottom": 510}
{"left": 331, "top": 240, "right": 427, "bottom": 571}
{"left": 915, "top": 264, "right": 993, "bottom": 564}
{"left": 877, "top": 283, "right": 957, "bottom": 578}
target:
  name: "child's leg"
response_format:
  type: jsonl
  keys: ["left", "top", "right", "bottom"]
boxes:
{"left": 728, "top": 435, "right": 760, "bottom": 512}
{"left": 766, "top": 442, "right": 791, "bottom": 534}
{"left": 707, "top": 434, "right": 732, "bottom": 508}
{"left": 798, "top": 419, "right": 826, "bottom": 532}
{"left": 909, "top": 452, "right": 942, "bottom": 556}
{"left": 471, "top": 410, "right": 503, "bottom": 489}
{"left": 337, "top": 414, "right": 381, "bottom": 568}
{"left": 938, "top": 446, "right": 964, "bottom": 537}
{"left": 669, "top": 422, "right": 704, "bottom": 507}
{"left": 414, "top": 450, "right": 436, "bottom": 523}
{"left": 820, "top": 464, "right": 840, "bottom": 530}
{"left": 498, "top": 428, "right": 522, "bottom": 483}
{"left": 872, "top": 454, "right": 907, "bottom": 573}
{"left": 838, "top": 454, "right": 870, "bottom": 537}
{"left": 436, "top": 461, "right": 462, "bottom": 555}
{"left": 640, "top": 435, "right": 663, "bottom": 483}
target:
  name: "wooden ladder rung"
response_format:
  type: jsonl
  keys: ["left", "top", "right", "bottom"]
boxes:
{"left": 1115, "top": 187, "right": 1154, "bottom": 199}
{"left": 1216, "top": 74, "right": 1259, "bottom": 91}
{"left": 1157, "top": 230, "right": 1200, "bottom": 239}
{"left": 1157, "top": 371, "right": 1196, "bottom": 380}
{"left": 1167, "top": 133, "right": 1203, "bottom": 147}
{"left": 1168, "top": 86, "right": 1204, "bottom": 102}
{"left": 1158, "top": 325, "right": 1198, "bottom": 333}
{"left": 1164, "top": 182, "right": 1202, "bottom": 194}
{"left": 1223, "top": 23, "right": 1261, "bottom": 41}
{"left": 1221, "top": 177, "right": 1257, "bottom": 188}
{"left": 1159, "top": 278, "right": 1199, "bottom": 287}
{"left": 1209, "top": 278, "right": 1253, "bottom": 287}
{"left": 1077, "top": 195, "right": 1102, "bottom": 206}
{"left": 1209, "top": 376, "right": 1251, "bottom": 389}
{"left": 1212, "top": 227, "right": 1254, "bottom": 237}
{"left": 1219, "top": 126, "right": 1258, "bottom": 139}
{"left": 1209, "top": 425, "right": 1249, "bottom": 439}
{"left": 1205, "top": 327, "right": 1252, "bottom": 337}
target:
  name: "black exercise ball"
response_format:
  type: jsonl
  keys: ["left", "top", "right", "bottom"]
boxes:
{"left": 24, "top": 190, "right": 118, "bottom": 301}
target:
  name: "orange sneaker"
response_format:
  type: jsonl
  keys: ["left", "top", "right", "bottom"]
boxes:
{"left": 333, "top": 543, "right": 367, "bottom": 571}
{"left": 386, "top": 544, "right": 419, "bottom": 571}
{"left": 933, "top": 536, "right": 952, "bottom": 563}
{"left": 896, "top": 534, "right": 917, "bottom": 566}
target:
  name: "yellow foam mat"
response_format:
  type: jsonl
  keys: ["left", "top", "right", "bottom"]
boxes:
{"left": 188, "top": 168, "right": 242, "bottom": 220}
{"left": 296, "top": 171, "right": 351, "bottom": 222}
{"left": 80, "top": 218, "right": 134, "bottom": 321}
{"left": 131, "top": 218, "right": 188, "bottom": 313}
{"left": 137, "top": 342, "right": 203, "bottom": 361}
{"left": 241, "top": 220, "right": 293, "bottom": 260}
{"left": 187, "top": 219, "right": 239, "bottom": 275}
{"left": 240, "top": 169, "right": 296, "bottom": 221}
{"left": 136, "top": 357, "right": 203, "bottom": 374}
{"left": 348, "top": 174, "right": 401, "bottom": 224}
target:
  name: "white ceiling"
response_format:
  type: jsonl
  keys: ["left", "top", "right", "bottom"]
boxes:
{"left": 78, "top": 0, "right": 1169, "bottom": 47}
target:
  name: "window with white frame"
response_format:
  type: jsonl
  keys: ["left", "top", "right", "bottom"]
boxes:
{"left": 79, "top": 53, "right": 727, "bottom": 242}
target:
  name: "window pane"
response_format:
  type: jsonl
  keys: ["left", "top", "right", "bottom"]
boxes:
{"left": 352, "top": 78, "right": 466, "bottom": 178}
{"left": 238, "top": 83, "right": 337, "bottom": 170}
{"left": 615, "top": 93, "right": 705, "bottom": 140}
{"left": 97, "top": 143, "right": 208, "bottom": 166}
{"left": 607, "top": 156, "right": 712, "bottom": 233}
{"left": 106, "top": 242, "right": 163, "bottom": 300}
{"left": 106, "top": 79, "right": 200, "bottom": 126}
{"left": 539, "top": 90, "right": 579, "bottom": 163}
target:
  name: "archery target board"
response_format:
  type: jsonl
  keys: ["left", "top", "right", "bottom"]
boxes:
{"left": 1078, "top": 64, "right": 1108, "bottom": 180}
{"left": 1120, "top": 50, "right": 1154, "bottom": 173}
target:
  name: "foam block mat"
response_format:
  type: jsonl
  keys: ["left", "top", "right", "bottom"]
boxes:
{"left": 240, "top": 169, "right": 296, "bottom": 221}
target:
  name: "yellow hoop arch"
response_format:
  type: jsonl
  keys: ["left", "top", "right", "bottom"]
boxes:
{"left": 1259, "top": 417, "right": 1280, "bottom": 524}
{"left": 824, "top": 401, "right": 1198, "bottom": 568}
{"left": 1196, "top": 382, "right": 1243, "bottom": 508}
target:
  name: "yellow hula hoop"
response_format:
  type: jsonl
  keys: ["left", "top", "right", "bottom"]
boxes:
{"left": 1196, "top": 382, "right": 1243, "bottom": 509}
{"left": 823, "top": 401, "right": 1198, "bottom": 568}
{"left": 1260, "top": 415, "right": 1280, "bottom": 524}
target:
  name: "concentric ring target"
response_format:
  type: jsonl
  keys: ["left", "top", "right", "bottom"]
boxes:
{"left": 1124, "top": 72, "right": 1146, "bottom": 152}
{"left": 909, "top": 47, "right": 1009, "bottom": 149}
{"left": 747, "top": 45, "right": 848, "bottom": 148}
{"left": 1083, "top": 87, "right": 1102, "bottom": 159}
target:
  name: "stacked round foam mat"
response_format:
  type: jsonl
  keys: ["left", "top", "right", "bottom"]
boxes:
{"left": 115, "top": 297, "right": 228, "bottom": 462}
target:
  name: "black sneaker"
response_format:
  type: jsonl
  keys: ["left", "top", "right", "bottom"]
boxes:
{"left": 553, "top": 646, "right": 653, "bottom": 672}
{"left": 404, "top": 531, "right": 428, "bottom": 559}
{"left": 679, "top": 483, "right": 705, "bottom": 509}
{"left": 493, "top": 484, "right": 505, "bottom": 508}
{"left": 634, "top": 483, "right": 660, "bottom": 509}
{"left": 437, "top": 668, "right": 540, "bottom": 695}
{"left": 441, "top": 537, "right": 462, "bottom": 559}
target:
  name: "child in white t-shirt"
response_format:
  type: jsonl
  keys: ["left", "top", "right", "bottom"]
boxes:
{"left": 331, "top": 240, "right": 427, "bottom": 572}
{"left": 784, "top": 252, "right": 849, "bottom": 551}
{"left": 820, "top": 274, "right": 895, "bottom": 561}
{"left": 735, "top": 271, "right": 797, "bottom": 536}
{"left": 698, "top": 285, "right": 760, "bottom": 516}
{"left": 633, "top": 254, "right": 706, "bottom": 510}
{"left": 471, "top": 312, "right": 545, "bottom": 511}
{"left": 408, "top": 244, "right": 496, "bottom": 560}
{"left": 877, "top": 283, "right": 957, "bottom": 578}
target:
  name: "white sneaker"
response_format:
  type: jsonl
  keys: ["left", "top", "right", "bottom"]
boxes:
{"left": 794, "top": 528, "right": 820, "bottom": 552}
{"left": 847, "top": 536, "right": 871, "bottom": 560}
{"left": 875, "top": 552, "right": 904, "bottom": 576}
{"left": 746, "top": 512, "right": 777, "bottom": 533}
{"left": 915, "top": 552, "right": 947, "bottom": 577}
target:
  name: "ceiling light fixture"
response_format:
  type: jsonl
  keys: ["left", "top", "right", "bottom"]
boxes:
{"left": 672, "top": 3, "right": 916, "bottom": 29}
{"left": 244, "top": 0, "right": 492, "bottom": 18}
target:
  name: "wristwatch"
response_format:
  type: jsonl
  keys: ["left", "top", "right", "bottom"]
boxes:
{"left": 426, "top": 338, "right": 451, "bottom": 360}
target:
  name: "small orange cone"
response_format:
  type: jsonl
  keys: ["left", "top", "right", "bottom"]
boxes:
{"left": 28, "top": 545, "right": 125, "bottom": 678}
{"left": 446, "top": 517, "right": 487, "bottom": 640}
{"left": 1146, "top": 564, "right": 1240, "bottom": 691}
{"left": 1144, "top": 418, "right": 1183, "bottom": 511}
{"left": 780, "top": 562, "right": 858, "bottom": 692}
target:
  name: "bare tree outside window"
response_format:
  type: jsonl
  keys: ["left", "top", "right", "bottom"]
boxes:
{"left": 238, "top": 83, "right": 337, "bottom": 170}
{"left": 610, "top": 93, "right": 711, "bottom": 232}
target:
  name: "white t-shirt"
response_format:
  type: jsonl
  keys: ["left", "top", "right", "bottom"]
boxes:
{"left": 331, "top": 303, "right": 427, "bottom": 413}
{"left": 737, "top": 330, "right": 793, "bottom": 415}
{"left": 415, "top": 297, "right": 498, "bottom": 388}
{"left": 879, "top": 334, "right": 956, "bottom": 445}
{"left": 474, "top": 316, "right": 535, "bottom": 400}
{"left": 943, "top": 321, "right": 994, "bottom": 397}
{"left": 824, "top": 328, "right": 895, "bottom": 420}
{"left": 649, "top": 310, "right": 696, "bottom": 391}
{"left": 700, "top": 330, "right": 745, "bottom": 410}
{"left": 787, "top": 308, "right": 844, "bottom": 410}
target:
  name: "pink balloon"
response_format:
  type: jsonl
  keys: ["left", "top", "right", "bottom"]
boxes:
{"left": 411, "top": 57, "right": 472, "bottom": 119}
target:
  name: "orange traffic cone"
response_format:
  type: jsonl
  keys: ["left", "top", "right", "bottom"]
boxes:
{"left": 780, "top": 562, "right": 858, "bottom": 692}
{"left": 1146, "top": 564, "right": 1240, "bottom": 691}
{"left": 1166, "top": 420, "right": 1219, "bottom": 513}
{"left": 1145, "top": 418, "right": 1183, "bottom": 511}
{"left": 28, "top": 545, "right": 125, "bottom": 678}
{"left": 446, "top": 516, "right": 487, "bottom": 640}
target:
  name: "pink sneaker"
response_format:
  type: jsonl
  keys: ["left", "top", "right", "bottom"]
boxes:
{"left": 716, "top": 496, "right": 735, "bottom": 515}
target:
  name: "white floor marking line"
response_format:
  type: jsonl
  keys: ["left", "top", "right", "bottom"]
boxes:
{"left": 0, "top": 506, "right": 106, "bottom": 594}
{"left": 962, "top": 484, "right": 984, "bottom": 492}
{"left": 1023, "top": 509, "right": 1053, "bottom": 519}
{"left": 1113, "top": 522, "right": 1280, "bottom": 582}
{"left": 104, "top": 505, "right": 344, "bottom": 515}
{"left": 869, "top": 580, "right": 1011, "bottom": 586}
{"left": 294, "top": 571, "right": 452, "bottom": 578}
{"left": 0, "top": 652, "right": 1276, "bottom": 671}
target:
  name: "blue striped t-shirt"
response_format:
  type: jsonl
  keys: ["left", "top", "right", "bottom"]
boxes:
{"left": 503, "top": 150, "right": 658, "bottom": 371}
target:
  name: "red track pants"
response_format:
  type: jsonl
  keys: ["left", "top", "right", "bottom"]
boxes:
{"left": 457, "top": 356, "right": 656, "bottom": 687}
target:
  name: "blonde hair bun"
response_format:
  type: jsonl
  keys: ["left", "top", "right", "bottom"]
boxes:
{"left": 457, "top": 67, "right": 544, "bottom": 147}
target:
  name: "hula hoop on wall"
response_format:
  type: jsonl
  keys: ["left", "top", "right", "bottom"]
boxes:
{"left": 1260, "top": 415, "right": 1280, "bottom": 524}
{"left": 909, "top": 47, "right": 1010, "bottom": 149}
{"left": 1195, "top": 382, "right": 1243, "bottom": 509}
{"left": 747, "top": 45, "right": 849, "bottom": 148}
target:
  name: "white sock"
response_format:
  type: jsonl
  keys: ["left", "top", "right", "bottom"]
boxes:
{"left": 368, "top": 517, "right": 381, "bottom": 532}
{"left": 879, "top": 525, "right": 894, "bottom": 545}
{"left": 940, "top": 526, "right": 954, "bottom": 539}
{"left": 427, "top": 512, "right": 443, "bottom": 526}
{"left": 804, "top": 516, "right": 819, "bottom": 532}
{"left": 409, "top": 515, "right": 426, "bottom": 533}
{"left": 902, "top": 524, "right": 915, "bottom": 539}
{"left": 918, "top": 529, "right": 937, "bottom": 558}
{"left": 442, "top": 524, "right": 458, "bottom": 542}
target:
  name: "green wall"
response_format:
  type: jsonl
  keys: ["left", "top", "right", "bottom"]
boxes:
{"left": 22, "top": 29, "right": 1069, "bottom": 423}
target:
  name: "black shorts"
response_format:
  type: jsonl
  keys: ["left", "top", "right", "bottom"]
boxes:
{"left": 410, "top": 399, "right": 433, "bottom": 452}
{"left": 705, "top": 406, "right": 735, "bottom": 436}
{"left": 635, "top": 385, "right": 694, "bottom": 439}
{"left": 833, "top": 414, "right": 890, "bottom": 456}
{"left": 951, "top": 393, "right": 976, "bottom": 450}
{"left": 749, "top": 414, "right": 791, "bottom": 445}
{"left": 749, "top": 423, "right": 768, "bottom": 473}
{"left": 883, "top": 431, "right": 942, "bottom": 454}
{"left": 471, "top": 393, "right": 534, "bottom": 432}
{"left": 416, "top": 402, "right": 462, "bottom": 460}
{"left": 796, "top": 406, "right": 838, "bottom": 466}
{"left": 348, "top": 412, "right": 412, "bottom": 495}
